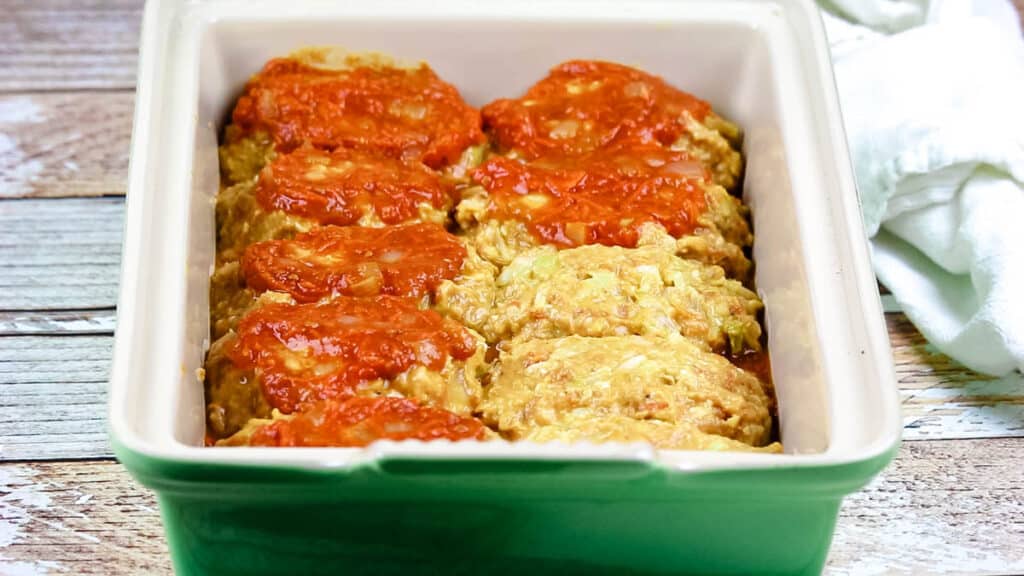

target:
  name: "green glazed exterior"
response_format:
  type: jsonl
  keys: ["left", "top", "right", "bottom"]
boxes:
{"left": 115, "top": 3, "right": 901, "bottom": 574}
{"left": 116, "top": 441, "right": 897, "bottom": 576}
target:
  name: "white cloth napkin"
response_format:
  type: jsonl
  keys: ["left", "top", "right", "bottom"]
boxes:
{"left": 821, "top": 1, "right": 1024, "bottom": 375}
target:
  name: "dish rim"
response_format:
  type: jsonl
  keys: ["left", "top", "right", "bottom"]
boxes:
{"left": 108, "top": 0, "right": 902, "bottom": 477}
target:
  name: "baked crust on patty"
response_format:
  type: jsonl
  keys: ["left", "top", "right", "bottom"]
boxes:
{"left": 481, "top": 335, "right": 776, "bottom": 450}
{"left": 440, "top": 240, "right": 762, "bottom": 353}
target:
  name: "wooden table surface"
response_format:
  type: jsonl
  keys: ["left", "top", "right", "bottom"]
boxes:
{"left": 1, "top": 2, "right": 1023, "bottom": 574}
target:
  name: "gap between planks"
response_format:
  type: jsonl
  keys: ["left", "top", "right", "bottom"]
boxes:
{"left": 0, "top": 309, "right": 116, "bottom": 336}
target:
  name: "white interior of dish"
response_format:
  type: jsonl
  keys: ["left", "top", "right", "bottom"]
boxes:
{"left": 109, "top": 0, "right": 901, "bottom": 470}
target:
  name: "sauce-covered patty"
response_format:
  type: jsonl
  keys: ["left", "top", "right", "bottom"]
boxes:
{"left": 226, "top": 398, "right": 489, "bottom": 447}
{"left": 256, "top": 147, "right": 455, "bottom": 227}
{"left": 242, "top": 223, "right": 467, "bottom": 302}
{"left": 210, "top": 230, "right": 497, "bottom": 342}
{"left": 229, "top": 296, "right": 478, "bottom": 413}
{"left": 231, "top": 55, "right": 483, "bottom": 168}
{"left": 483, "top": 60, "right": 711, "bottom": 159}
{"left": 471, "top": 147, "right": 710, "bottom": 248}
{"left": 458, "top": 148, "right": 751, "bottom": 277}
{"left": 214, "top": 146, "right": 455, "bottom": 261}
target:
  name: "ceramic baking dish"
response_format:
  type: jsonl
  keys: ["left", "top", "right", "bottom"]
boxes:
{"left": 108, "top": 0, "right": 901, "bottom": 574}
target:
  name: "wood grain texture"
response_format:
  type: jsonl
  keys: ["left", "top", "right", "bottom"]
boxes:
{"left": 0, "top": 460, "right": 167, "bottom": 576}
{"left": 0, "top": 198, "right": 123, "bottom": 311}
{"left": 0, "top": 93, "right": 132, "bottom": 198}
{"left": 889, "top": 314, "right": 1024, "bottom": 440}
{"left": 0, "top": 438, "right": 1019, "bottom": 575}
{"left": 827, "top": 438, "right": 1024, "bottom": 575}
{"left": 0, "top": 0, "right": 142, "bottom": 92}
{"left": 0, "top": 337, "right": 113, "bottom": 461}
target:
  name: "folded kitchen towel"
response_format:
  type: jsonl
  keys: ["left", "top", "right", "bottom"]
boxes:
{"left": 822, "top": 4, "right": 1024, "bottom": 375}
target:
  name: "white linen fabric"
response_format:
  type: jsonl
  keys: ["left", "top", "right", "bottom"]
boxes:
{"left": 820, "top": 0, "right": 1024, "bottom": 375}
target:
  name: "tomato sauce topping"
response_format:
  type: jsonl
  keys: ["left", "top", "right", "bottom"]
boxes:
{"left": 482, "top": 60, "right": 712, "bottom": 160}
{"left": 242, "top": 223, "right": 467, "bottom": 302}
{"left": 229, "top": 296, "right": 478, "bottom": 413}
{"left": 472, "top": 146, "right": 710, "bottom": 248}
{"left": 231, "top": 58, "right": 484, "bottom": 168}
{"left": 255, "top": 147, "right": 453, "bottom": 226}
{"left": 246, "top": 397, "right": 488, "bottom": 447}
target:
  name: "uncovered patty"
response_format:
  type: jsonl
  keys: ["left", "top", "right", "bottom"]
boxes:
{"left": 523, "top": 415, "right": 780, "bottom": 453}
{"left": 481, "top": 335, "right": 775, "bottom": 450}
{"left": 441, "top": 241, "right": 762, "bottom": 354}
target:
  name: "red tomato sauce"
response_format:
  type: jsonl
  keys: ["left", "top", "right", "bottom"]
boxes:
{"left": 231, "top": 58, "right": 484, "bottom": 168}
{"left": 472, "top": 146, "right": 709, "bottom": 248}
{"left": 482, "top": 60, "right": 711, "bottom": 160}
{"left": 229, "top": 296, "right": 478, "bottom": 413}
{"left": 246, "top": 397, "right": 488, "bottom": 447}
{"left": 254, "top": 147, "right": 454, "bottom": 226}
{"left": 241, "top": 223, "right": 467, "bottom": 302}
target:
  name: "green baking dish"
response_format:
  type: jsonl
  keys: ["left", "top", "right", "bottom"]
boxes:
{"left": 109, "top": 1, "right": 902, "bottom": 574}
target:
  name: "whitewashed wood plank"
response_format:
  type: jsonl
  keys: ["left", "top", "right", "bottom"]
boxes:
{"left": 0, "top": 382, "right": 107, "bottom": 406}
{"left": 0, "top": 310, "right": 116, "bottom": 336}
{"left": 0, "top": 461, "right": 168, "bottom": 576}
{"left": 0, "top": 337, "right": 112, "bottom": 380}
{"left": 901, "top": 375, "right": 1024, "bottom": 439}
{"left": 826, "top": 437, "right": 1024, "bottom": 575}
{"left": 0, "top": 336, "right": 112, "bottom": 460}
{"left": 887, "top": 314, "right": 1024, "bottom": 440}
{"left": 0, "top": 198, "right": 123, "bottom": 310}
{"left": 0, "top": 93, "right": 133, "bottom": 198}
{"left": 0, "top": 1, "right": 142, "bottom": 92}
{"left": 1, "top": 411, "right": 107, "bottom": 431}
